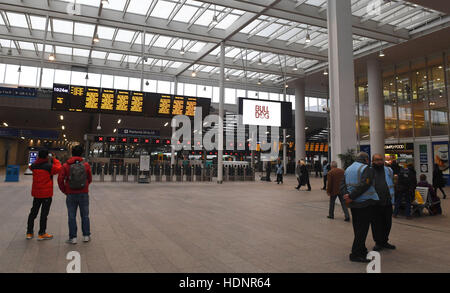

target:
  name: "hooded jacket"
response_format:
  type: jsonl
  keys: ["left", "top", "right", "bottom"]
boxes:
{"left": 58, "top": 157, "right": 92, "bottom": 195}
{"left": 31, "top": 157, "right": 62, "bottom": 198}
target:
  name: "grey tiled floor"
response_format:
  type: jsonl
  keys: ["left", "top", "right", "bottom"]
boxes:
{"left": 1, "top": 173, "right": 450, "bottom": 273}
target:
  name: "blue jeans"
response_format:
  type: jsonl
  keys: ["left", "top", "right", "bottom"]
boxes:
{"left": 66, "top": 193, "right": 90, "bottom": 239}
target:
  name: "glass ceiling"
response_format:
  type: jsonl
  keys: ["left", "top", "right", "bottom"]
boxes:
{"left": 0, "top": 0, "right": 445, "bottom": 87}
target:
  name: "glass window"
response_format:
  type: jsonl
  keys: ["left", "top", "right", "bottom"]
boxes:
{"left": 144, "top": 79, "right": 157, "bottom": 93}
{"left": 412, "top": 64, "right": 430, "bottom": 137}
{"left": 101, "top": 74, "right": 114, "bottom": 88}
{"left": 71, "top": 71, "right": 87, "bottom": 86}
{"left": 236, "top": 89, "right": 246, "bottom": 99}
{"left": 0, "top": 63, "right": 6, "bottom": 84}
{"left": 184, "top": 83, "right": 196, "bottom": 96}
{"left": 41, "top": 68, "right": 54, "bottom": 88}
{"left": 429, "top": 61, "right": 448, "bottom": 136}
{"left": 384, "top": 76, "right": 398, "bottom": 139}
{"left": 308, "top": 97, "right": 318, "bottom": 112}
{"left": 114, "top": 75, "right": 129, "bottom": 90}
{"left": 157, "top": 80, "right": 171, "bottom": 94}
{"left": 129, "top": 77, "right": 141, "bottom": 91}
{"left": 198, "top": 85, "right": 212, "bottom": 99}
{"left": 357, "top": 85, "right": 369, "bottom": 140}
{"left": 248, "top": 91, "right": 258, "bottom": 99}
{"left": 318, "top": 99, "right": 327, "bottom": 112}
{"left": 212, "top": 87, "right": 219, "bottom": 103}
{"left": 53, "top": 69, "right": 71, "bottom": 84}
{"left": 170, "top": 82, "right": 175, "bottom": 95}
{"left": 4, "top": 64, "right": 20, "bottom": 85}
{"left": 269, "top": 93, "right": 279, "bottom": 101}
{"left": 397, "top": 73, "right": 413, "bottom": 138}
{"left": 259, "top": 92, "right": 269, "bottom": 100}
{"left": 225, "top": 88, "right": 236, "bottom": 104}
{"left": 86, "top": 73, "right": 101, "bottom": 87}
{"left": 176, "top": 83, "right": 184, "bottom": 95}
{"left": 19, "top": 66, "right": 38, "bottom": 87}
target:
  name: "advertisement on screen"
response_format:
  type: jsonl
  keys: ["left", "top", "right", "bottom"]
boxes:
{"left": 432, "top": 141, "right": 450, "bottom": 185}
{"left": 242, "top": 99, "right": 281, "bottom": 127}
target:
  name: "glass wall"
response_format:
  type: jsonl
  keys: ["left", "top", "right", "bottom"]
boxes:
{"left": 356, "top": 50, "right": 450, "bottom": 142}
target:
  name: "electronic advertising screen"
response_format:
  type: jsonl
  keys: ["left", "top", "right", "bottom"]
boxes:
{"left": 240, "top": 98, "right": 281, "bottom": 127}
{"left": 238, "top": 98, "right": 292, "bottom": 128}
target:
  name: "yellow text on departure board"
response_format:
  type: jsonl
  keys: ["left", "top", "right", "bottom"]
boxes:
{"left": 185, "top": 99, "right": 197, "bottom": 117}
{"left": 71, "top": 86, "right": 85, "bottom": 97}
{"left": 130, "top": 93, "right": 144, "bottom": 113}
{"left": 85, "top": 88, "right": 100, "bottom": 109}
{"left": 116, "top": 91, "right": 130, "bottom": 111}
{"left": 101, "top": 90, "right": 115, "bottom": 111}
{"left": 158, "top": 96, "right": 171, "bottom": 115}
{"left": 172, "top": 97, "right": 184, "bottom": 116}
{"left": 57, "top": 97, "right": 64, "bottom": 104}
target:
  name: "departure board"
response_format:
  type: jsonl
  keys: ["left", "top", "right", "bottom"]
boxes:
{"left": 129, "top": 91, "right": 144, "bottom": 115}
{"left": 51, "top": 84, "right": 211, "bottom": 118}
{"left": 115, "top": 90, "right": 130, "bottom": 112}
{"left": 99, "top": 88, "right": 116, "bottom": 113}
{"left": 84, "top": 87, "right": 100, "bottom": 111}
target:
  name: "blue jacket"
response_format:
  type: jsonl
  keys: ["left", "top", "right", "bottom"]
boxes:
{"left": 345, "top": 161, "right": 379, "bottom": 203}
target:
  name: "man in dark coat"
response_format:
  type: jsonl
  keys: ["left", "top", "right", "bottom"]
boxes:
{"left": 433, "top": 164, "right": 447, "bottom": 199}
{"left": 295, "top": 160, "right": 311, "bottom": 191}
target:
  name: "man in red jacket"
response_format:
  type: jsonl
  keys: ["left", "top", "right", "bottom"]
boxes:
{"left": 58, "top": 145, "right": 92, "bottom": 244}
{"left": 26, "top": 149, "right": 62, "bottom": 240}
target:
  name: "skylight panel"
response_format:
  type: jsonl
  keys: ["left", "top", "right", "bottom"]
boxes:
{"left": 74, "top": 22, "right": 95, "bottom": 37}
{"left": 108, "top": 53, "right": 123, "bottom": 61}
{"left": 115, "top": 29, "right": 135, "bottom": 43}
{"left": 153, "top": 36, "right": 173, "bottom": 48}
{"left": 173, "top": 5, "right": 199, "bottom": 23}
{"left": 55, "top": 46, "right": 73, "bottom": 55}
{"left": 73, "top": 48, "right": 90, "bottom": 57}
{"left": 97, "top": 26, "right": 115, "bottom": 40}
{"left": 150, "top": 0, "right": 177, "bottom": 19}
{"left": 52, "top": 19, "right": 73, "bottom": 34}
{"left": 30, "top": 15, "right": 47, "bottom": 30}
{"left": 215, "top": 14, "right": 240, "bottom": 30}
{"left": 188, "top": 42, "right": 206, "bottom": 53}
{"left": 91, "top": 51, "right": 107, "bottom": 59}
{"left": 18, "top": 41, "right": 35, "bottom": 51}
{"left": 6, "top": 12, "right": 28, "bottom": 28}
{"left": 102, "top": 0, "right": 127, "bottom": 11}
{"left": 127, "top": 0, "right": 152, "bottom": 15}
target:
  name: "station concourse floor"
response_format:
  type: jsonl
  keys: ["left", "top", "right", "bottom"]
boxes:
{"left": 1, "top": 170, "right": 450, "bottom": 273}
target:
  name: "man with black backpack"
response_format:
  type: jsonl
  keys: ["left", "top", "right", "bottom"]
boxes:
{"left": 393, "top": 163, "right": 416, "bottom": 219}
{"left": 58, "top": 145, "right": 92, "bottom": 244}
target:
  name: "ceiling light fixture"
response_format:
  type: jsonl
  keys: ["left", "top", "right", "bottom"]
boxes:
{"left": 2, "top": 122, "right": 8, "bottom": 127}
{"left": 379, "top": 50, "right": 385, "bottom": 57}
{"left": 117, "top": 119, "right": 121, "bottom": 124}
{"left": 60, "top": 115, "right": 64, "bottom": 121}
{"left": 323, "top": 68, "right": 328, "bottom": 76}
{"left": 305, "top": 25, "right": 311, "bottom": 43}
{"left": 93, "top": 33, "right": 100, "bottom": 43}
{"left": 211, "top": 5, "right": 218, "bottom": 26}
{"left": 191, "top": 70, "right": 197, "bottom": 77}
{"left": 18, "top": 66, "right": 22, "bottom": 73}
{"left": 49, "top": 54, "right": 55, "bottom": 61}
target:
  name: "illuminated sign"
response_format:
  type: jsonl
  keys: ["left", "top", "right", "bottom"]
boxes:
{"left": 85, "top": 87, "right": 100, "bottom": 111}
{"left": 100, "top": 88, "right": 116, "bottom": 113}
{"left": 158, "top": 95, "right": 172, "bottom": 116}
{"left": 130, "top": 92, "right": 144, "bottom": 114}
{"left": 115, "top": 90, "right": 130, "bottom": 112}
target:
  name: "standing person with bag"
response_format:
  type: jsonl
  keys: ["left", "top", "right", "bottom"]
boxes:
{"left": 26, "top": 150, "right": 62, "bottom": 240}
{"left": 58, "top": 145, "right": 92, "bottom": 244}
{"left": 433, "top": 164, "right": 447, "bottom": 199}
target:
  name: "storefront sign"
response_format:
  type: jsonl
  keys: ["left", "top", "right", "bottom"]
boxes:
{"left": 0, "top": 86, "right": 37, "bottom": 97}
{"left": 419, "top": 144, "right": 428, "bottom": 173}
{"left": 118, "top": 128, "right": 160, "bottom": 137}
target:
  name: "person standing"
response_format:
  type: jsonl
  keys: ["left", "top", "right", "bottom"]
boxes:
{"left": 393, "top": 163, "right": 416, "bottom": 219}
{"left": 326, "top": 161, "right": 350, "bottom": 221}
{"left": 390, "top": 159, "right": 401, "bottom": 176}
{"left": 340, "top": 152, "right": 379, "bottom": 263}
{"left": 370, "top": 154, "right": 396, "bottom": 252}
{"left": 433, "top": 164, "right": 447, "bottom": 199}
{"left": 322, "top": 160, "right": 330, "bottom": 190}
{"left": 26, "top": 150, "right": 62, "bottom": 240}
{"left": 58, "top": 145, "right": 93, "bottom": 244}
{"left": 275, "top": 158, "right": 284, "bottom": 184}
{"left": 295, "top": 160, "right": 311, "bottom": 191}
{"left": 314, "top": 160, "right": 322, "bottom": 178}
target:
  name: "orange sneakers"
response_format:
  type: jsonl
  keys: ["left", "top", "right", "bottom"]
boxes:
{"left": 37, "top": 233, "right": 54, "bottom": 241}
{"left": 26, "top": 234, "right": 33, "bottom": 240}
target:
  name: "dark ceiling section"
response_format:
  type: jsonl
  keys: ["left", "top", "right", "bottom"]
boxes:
{"left": 405, "top": 0, "right": 450, "bottom": 14}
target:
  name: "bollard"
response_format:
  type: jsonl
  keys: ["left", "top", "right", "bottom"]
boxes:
{"left": 100, "top": 165, "right": 105, "bottom": 182}
{"left": 191, "top": 166, "right": 195, "bottom": 182}
{"left": 124, "top": 164, "right": 129, "bottom": 182}
{"left": 225, "top": 166, "right": 229, "bottom": 182}
{"left": 112, "top": 165, "right": 117, "bottom": 182}
{"left": 201, "top": 166, "right": 205, "bottom": 182}
{"left": 244, "top": 167, "right": 247, "bottom": 181}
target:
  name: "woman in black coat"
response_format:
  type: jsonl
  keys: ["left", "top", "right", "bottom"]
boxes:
{"left": 433, "top": 164, "right": 447, "bottom": 199}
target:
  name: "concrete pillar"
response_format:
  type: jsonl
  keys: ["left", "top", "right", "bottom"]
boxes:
{"left": 217, "top": 42, "right": 225, "bottom": 183}
{"left": 171, "top": 78, "right": 177, "bottom": 166}
{"left": 282, "top": 92, "right": 287, "bottom": 175}
{"left": 367, "top": 58, "right": 385, "bottom": 156}
{"left": 295, "top": 79, "right": 306, "bottom": 163}
{"left": 327, "top": 0, "right": 357, "bottom": 163}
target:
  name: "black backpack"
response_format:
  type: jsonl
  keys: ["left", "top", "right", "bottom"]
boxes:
{"left": 69, "top": 160, "right": 87, "bottom": 190}
{"left": 397, "top": 168, "right": 410, "bottom": 188}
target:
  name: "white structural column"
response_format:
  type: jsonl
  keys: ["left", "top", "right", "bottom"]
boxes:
{"left": 217, "top": 42, "right": 225, "bottom": 184}
{"left": 282, "top": 92, "right": 287, "bottom": 174}
{"left": 171, "top": 78, "right": 178, "bottom": 166}
{"left": 327, "top": 0, "right": 357, "bottom": 163}
{"left": 295, "top": 79, "right": 306, "bottom": 163}
{"left": 367, "top": 58, "right": 385, "bottom": 156}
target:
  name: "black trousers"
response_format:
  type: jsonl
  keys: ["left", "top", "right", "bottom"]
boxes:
{"left": 27, "top": 197, "right": 52, "bottom": 235}
{"left": 296, "top": 177, "right": 311, "bottom": 190}
{"left": 434, "top": 185, "right": 447, "bottom": 198}
{"left": 276, "top": 173, "right": 283, "bottom": 183}
{"left": 371, "top": 204, "right": 393, "bottom": 246}
{"left": 350, "top": 205, "right": 375, "bottom": 257}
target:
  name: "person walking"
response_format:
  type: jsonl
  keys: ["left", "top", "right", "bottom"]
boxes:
{"left": 26, "top": 150, "right": 62, "bottom": 240}
{"left": 326, "top": 161, "right": 350, "bottom": 221}
{"left": 370, "top": 154, "right": 396, "bottom": 252}
{"left": 433, "top": 164, "right": 447, "bottom": 199}
{"left": 58, "top": 145, "right": 93, "bottom": 244}
{"left": 340, "top": 152, "right": 379, "bottom": 263}
{"left": 393, "top": 163, "right": 416, "bottom": 219}
{"left": 322, "top": 160, "right": 330, "bottom": 190}
{"left": 275, "top": 158, "right": 284, "bottom": 184}
{"left": 314, "top": 160, "right": 322, "bottom": 178}
{"left": 295, "top": 160, "right": 311, "bottom": 191}
{"left": 390, "top": 159, "right": 401, "bottom": 176}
